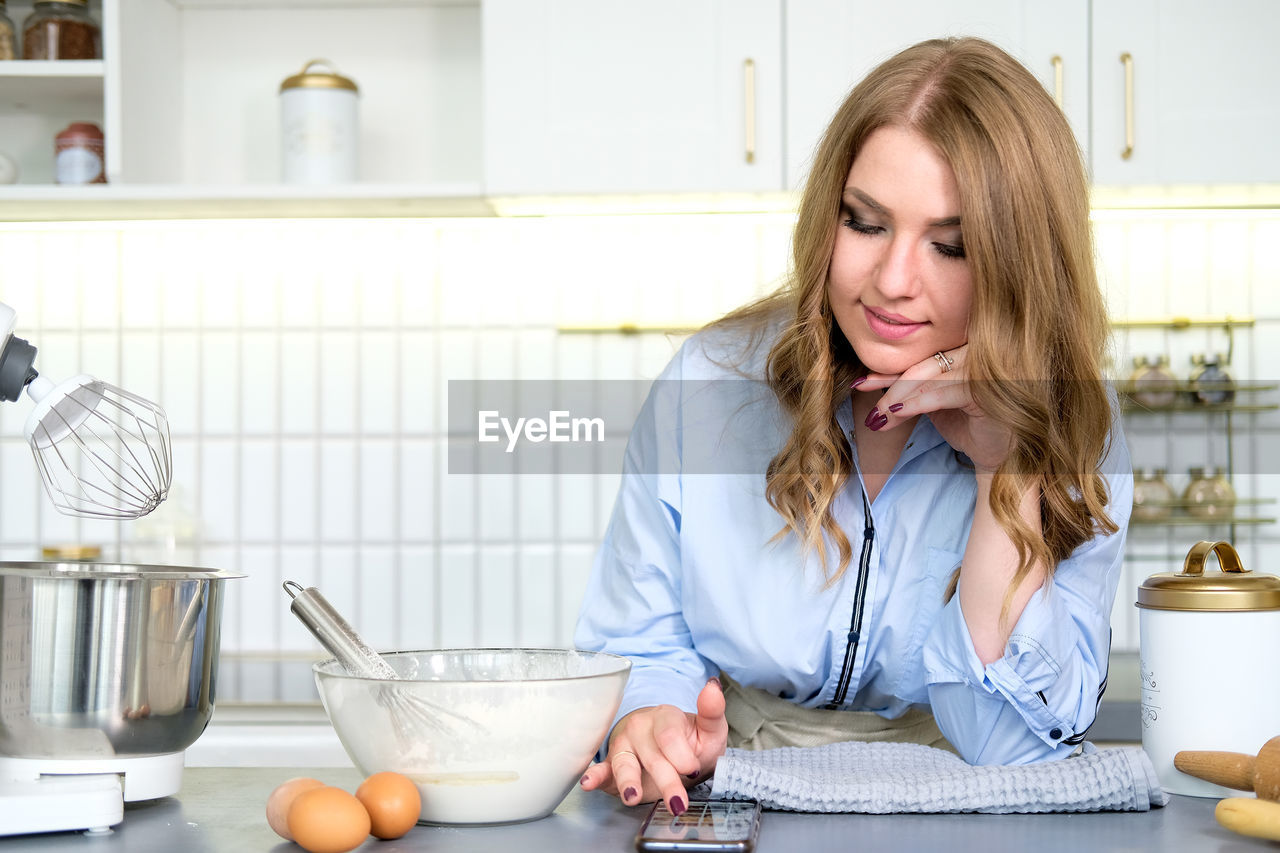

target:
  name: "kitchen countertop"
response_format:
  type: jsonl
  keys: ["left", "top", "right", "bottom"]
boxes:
{"left": 2, "top": 767, "right": 1265, "bottom": 852}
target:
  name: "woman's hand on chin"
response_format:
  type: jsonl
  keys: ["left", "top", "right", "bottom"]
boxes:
{"left": 852, "top": 344, "right": 1012, "bottom": 472}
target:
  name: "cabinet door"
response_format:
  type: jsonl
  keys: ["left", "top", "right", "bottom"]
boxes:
{"left": 785, "top": 1, "right": 1088, "bottom": 189}
{"left": 482, "top": 0, "right": 782, "bottom": 195}
{"left": 1091, "top": 0, "right": 1280, "bottom": 185}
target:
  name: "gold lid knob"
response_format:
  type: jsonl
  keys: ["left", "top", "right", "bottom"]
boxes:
{"left": 1137, "top": 540, "right": 1280, "bottom": 612}
{"left": 280, "top": 59, "right": 358, "bottom": 93}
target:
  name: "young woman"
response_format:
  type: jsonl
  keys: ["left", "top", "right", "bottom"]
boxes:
{"left": 576, "top": 36, "right": 1130, "bottom": 817}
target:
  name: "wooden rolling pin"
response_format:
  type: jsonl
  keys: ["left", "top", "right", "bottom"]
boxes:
{"left": 1175, "top": 736, "right": 1280, "bottom": 800}
{"left": 1217, "top": 798, "right": 1280, "bottom": 842}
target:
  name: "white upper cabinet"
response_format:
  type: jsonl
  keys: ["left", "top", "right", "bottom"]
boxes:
{"left": 481, "top": 0, "right": 784, "bottom": 195}
{"left": 3, "top": 0, "right": 1277, "bottom": 205}
{"left": 1090, "top": 0, "right": 1280, "bottom": 185}
{"left": 785, "top": 1, "right": 1088, "bottom": 190}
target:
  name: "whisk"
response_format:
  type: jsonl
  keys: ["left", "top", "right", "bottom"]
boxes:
{"left": 0, "top": 303, "right": 171, "bottom": 519}
{"left": 283, "top": 580, "right": 483, "bottom": 748}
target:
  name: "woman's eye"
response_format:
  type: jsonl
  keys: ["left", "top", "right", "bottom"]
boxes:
{"left": 841, "top": 216, "right": 882, "bottom": 236}
{"left": 933, "top": 242, "right": 966, "bottom": 259}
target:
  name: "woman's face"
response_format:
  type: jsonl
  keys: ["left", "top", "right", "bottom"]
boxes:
{"left": 828, "top": 125, "right": 973, "bottom": 375}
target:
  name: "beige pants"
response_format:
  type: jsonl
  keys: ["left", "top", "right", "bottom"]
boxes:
{"left": 720, "top": 674, "right": 957, "bottom": 754}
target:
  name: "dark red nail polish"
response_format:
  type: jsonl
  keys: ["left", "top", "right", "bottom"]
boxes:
{"left": 888, "top": 402, "right": 904, "bottom": 413}
{"left": 687, "top": 772, "right": 700, "bottom": 780}
{"left": 869, "top": 414, "right": 889, "bottom": 431}
{"left": 624, "top": 787, "right": 637, "bottom": 801}
{"left": 864, "top": 407, "right": 880, "bottom": 428}
{"left": 671, "top": 796, "right": 687, "bottom": 817}
{"left": 851, "top": 376, "right": 867, "bottom": 388}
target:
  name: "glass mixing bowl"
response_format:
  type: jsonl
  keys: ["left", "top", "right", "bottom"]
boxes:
{"left": 313, "top": 648, "right": 631, "bottom": 825}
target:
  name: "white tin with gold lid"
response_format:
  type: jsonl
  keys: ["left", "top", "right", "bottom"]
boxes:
{"left": 1137, "top": 540, "right": 1280, "bottom": 797}
{"left": 279, "top": 59, "right": 359, "bottom": 185}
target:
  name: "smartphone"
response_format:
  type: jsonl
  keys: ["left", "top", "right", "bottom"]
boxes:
{"left": 635, "top": 799, "right": 762, "bottom": 852}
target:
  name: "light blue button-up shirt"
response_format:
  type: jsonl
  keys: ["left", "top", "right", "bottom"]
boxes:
{"left": 574, "top": 323, "right": 1132, "bottom": 766}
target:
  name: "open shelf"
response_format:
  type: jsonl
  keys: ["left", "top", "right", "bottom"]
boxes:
{"left": 0, "top": 182, "right": 493, "bottom": 219}
{"left": 1130, "top": 516, "right": 1276, "bottom": 527}
{"left": 0, "top": 61, "right": 104, "bottom": 111}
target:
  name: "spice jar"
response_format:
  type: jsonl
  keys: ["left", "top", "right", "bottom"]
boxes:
{"left": 279, "top": 59, "right": 359, "bottom": 185}
{"left": 1187, "top": 353, "right": 1235, "bottom": 407}
{"left": 1128, "top": 355, "right": 1179, "bottom": 409}
{"left": 0, "top": 2, "right": 16, "bottom": 61}
{"left": 54, "top": 122, "right": 105, "bottom": 184}
{"left": 41, "top": 544, "right": 102, "bottom": 562}
{"left": 22, "top": 0, "right": 100, "bottom": 60}
{"left": 1132, "top": 468, "right": 1176, "bottom": 522}
{"left": 1182, "top": 466, "right": 1236, "bottom": 520}
{"left": 1137, "top": 540, "right": 1280, "bottom": 796}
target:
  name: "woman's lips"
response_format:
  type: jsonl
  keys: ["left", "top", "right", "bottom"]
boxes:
{"left": 862, "top": 305, "right": 927, "bottom": 340}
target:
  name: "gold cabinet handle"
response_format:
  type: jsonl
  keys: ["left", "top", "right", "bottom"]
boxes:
{"left": 1121, "top": 52, "right": 1135, "bottom": 160}
{"left": 1051, "top": 55, "right": 1063, "bottom": 107}
{"left": 744, "top": 58, "right": 756, "bottom": 164}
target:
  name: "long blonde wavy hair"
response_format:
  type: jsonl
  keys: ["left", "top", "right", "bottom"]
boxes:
{"left": 716, "top": 37, "right": 1118, "bottom": 604}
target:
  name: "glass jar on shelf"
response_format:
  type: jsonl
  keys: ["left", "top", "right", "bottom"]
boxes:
{"left": 1132, "top": 468, "right": 1177, "bottom": 522}
{"left": 0, "top": 2, "right": 16, "bottom": 60}
{"left": 1187, "top": 353, "right": 1236, "bottom": 406}
{"left": 1128, "top": 355, "right": 1179, "bottom": 409}
{"left": 1182, "top": 466, "right": 1237, "bottom": 520}
{"left": 22, "top": 0, "right": 100, "bottom": 60}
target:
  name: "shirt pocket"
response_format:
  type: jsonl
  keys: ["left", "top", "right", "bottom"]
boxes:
{"left": 892, "top": 546, "right": 964, "bottom": 704}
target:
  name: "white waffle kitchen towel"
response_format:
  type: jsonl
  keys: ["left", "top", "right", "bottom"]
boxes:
{"left": 707, "top": 741, "right": 1168, "bottom": 813}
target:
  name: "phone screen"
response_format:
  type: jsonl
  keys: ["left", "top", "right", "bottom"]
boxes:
{"left": 635, "top": 799, "right": 762, "bottom": 852}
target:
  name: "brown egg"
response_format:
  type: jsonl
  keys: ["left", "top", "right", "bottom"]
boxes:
{"left": 287, "top": 786, "right": 372, "bottom": 853}
{"left": 265, "top": 777, "right": 325, "bottom": 840}
{"left": 355, "top": 771, "right": 422, "bottom": 840}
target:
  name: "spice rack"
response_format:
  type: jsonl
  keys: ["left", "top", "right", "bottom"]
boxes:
{"left": 1112, "top": 315, "right": 1278, "bottom": 543}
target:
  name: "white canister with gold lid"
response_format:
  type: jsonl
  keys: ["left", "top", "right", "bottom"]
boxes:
{"left": 1137, "top": 540, "right": 1280, "bottom": 797}
{"left": 279, "top": 59, "right": 359, "bottom": 184}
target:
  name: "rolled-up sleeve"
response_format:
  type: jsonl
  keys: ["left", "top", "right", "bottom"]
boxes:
{"left": 573, "top": 357, "right": 718, "bottom": 755}
{"left": 923, "top": 431, "right": 1133, "bottom": 765}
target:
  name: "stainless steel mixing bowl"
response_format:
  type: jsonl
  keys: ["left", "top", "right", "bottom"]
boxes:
{"left": 0, "top": 561, "right": 242, "bottom": 759}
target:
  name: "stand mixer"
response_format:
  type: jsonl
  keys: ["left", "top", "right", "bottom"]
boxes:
{"left": 0, "top": 302, "right": 239, "bottom": 838}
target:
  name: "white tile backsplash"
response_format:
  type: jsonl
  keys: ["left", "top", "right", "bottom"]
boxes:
{"left": 359, "top": 441, "right": 397, "bottom": 542}
{"left": 240, "top": 440, "right": 278, "bottom": 542}
{"left": 397, "top": 546, "right": 437, "bottom": 648}
{"left": 359, "top": 334, "right": 398, "bottom": 434}
{"left": 201, "top": 332, "right": 239, "bottom": 434}
{"left": 438, "top": 544, "right": 477, "bottom": 646}
{"left": 318, "top": 441, "right": 358, "bottom": 541}
{"left": 2, "top": 209, "right": 1277, "bottom": 665}
{"left": 478, "top": 544, "right": 518, "bottom": 646}
{"left": 355, "top": 546, "right": 398, "bottom": 650}
{"left": 319, "top": 331, "right": 359, "bottom": 434}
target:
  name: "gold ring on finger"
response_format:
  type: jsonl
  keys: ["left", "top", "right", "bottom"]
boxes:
{"left": 933, "top": 351, "right": 954, "bottom": 373}
{"left": 613, "top": 750, "right": 639, "bottom": 763}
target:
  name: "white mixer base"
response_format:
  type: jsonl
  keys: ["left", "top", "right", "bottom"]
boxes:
{"left": 0, "top": 752, "right": 184, "bottom": 837}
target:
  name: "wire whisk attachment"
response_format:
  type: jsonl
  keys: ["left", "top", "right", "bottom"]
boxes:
{"left": 0, "top": 302, "right": 172, "bottom": 520}
{"left": 25, "top": 375, "right": 172, "bottom": 519}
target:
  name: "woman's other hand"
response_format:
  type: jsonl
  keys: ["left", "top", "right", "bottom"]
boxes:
{"left": 579, "top": 677, "right": 727, "bottom": 815}
{"left": 854, "top": 344, "right": 1012, "bottom": 473}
